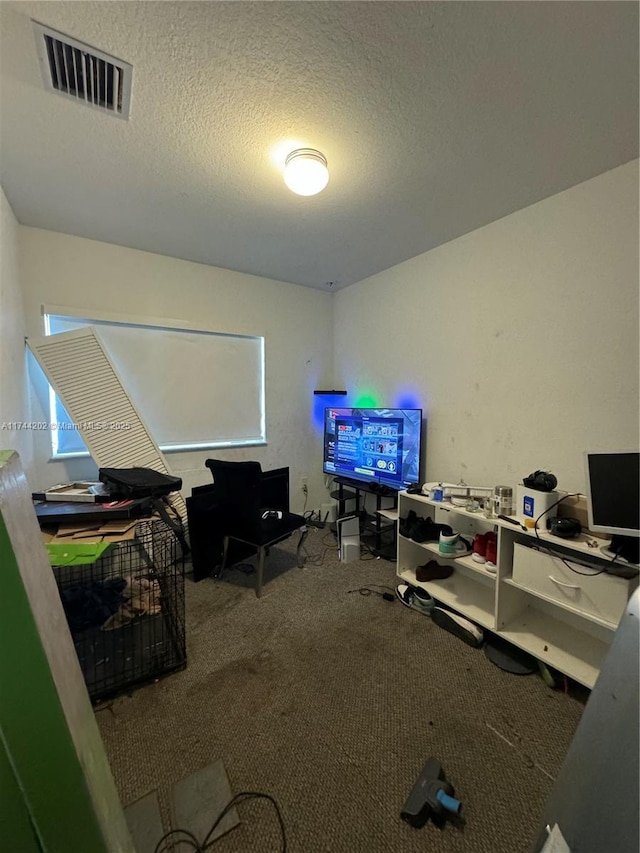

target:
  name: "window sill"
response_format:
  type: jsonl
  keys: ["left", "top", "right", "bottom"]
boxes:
{"left": 50, "top": 438, "right": 268, "bottom": 461}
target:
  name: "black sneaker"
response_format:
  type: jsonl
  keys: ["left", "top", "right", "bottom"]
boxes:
{"left": 431, "top": 607, "right": 484, "bottom": 648}
{"left": 411, "top": 520, "right": 453, "bottom": 543}
{"left": 408, "top": 516, "right": 434, "bottom": 542}
{"left": 399, "top": 510, "right": 419, "bottom": 538}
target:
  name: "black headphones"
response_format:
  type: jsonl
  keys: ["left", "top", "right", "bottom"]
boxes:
{"left": 523, "top": 470, "right": 558, "bottom": 492}
{"left": 547, "top": 517, "right": 582, "bottom": 539}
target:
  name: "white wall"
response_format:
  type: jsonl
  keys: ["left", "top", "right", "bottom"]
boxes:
{"left": 14, "top": 161, "right": 640, "bottom": 506}
{"left": 0, "top": 186, "right": 33, "bottom": 475}
{"left": 334, "top": 161, "right": 639, "bottom": 496}
{"left": 19, "top": 229, "right": 334, "bottom": 511}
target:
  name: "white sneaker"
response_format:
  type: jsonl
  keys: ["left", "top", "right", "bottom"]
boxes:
{"left": 395, "top": 583, "right": 434, "bottom": 615}
{"left": 396, "top": 583, "right": 414, "bottom": 607}
{"left": 431, "top": 607, "right": 484, "bottom": 647}
{"left": 438, "top": 535, "right": 472, "bottom": 559}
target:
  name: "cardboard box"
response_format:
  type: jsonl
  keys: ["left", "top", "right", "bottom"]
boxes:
{"left": 558, "top": 493, "right": 608, "bottom": 540}
{"left": 32, "top": 481, "right": 105, "bottom": 502}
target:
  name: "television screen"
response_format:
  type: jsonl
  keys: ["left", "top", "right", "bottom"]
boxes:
{"left": 323, "top": 407, "right": 422, "bottom": 490}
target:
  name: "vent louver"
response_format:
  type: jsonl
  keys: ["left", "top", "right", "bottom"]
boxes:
{"left": 33, "top": 21, "right": 132, "bottom": 118}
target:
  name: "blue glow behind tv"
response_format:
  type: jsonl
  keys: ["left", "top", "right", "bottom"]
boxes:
{"left": 323, "top": 407, "right": 422, "bottom": 490}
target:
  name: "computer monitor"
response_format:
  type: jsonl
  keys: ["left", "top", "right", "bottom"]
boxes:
{"left": 584, "top": 450, "right": 640, "bottom": 564}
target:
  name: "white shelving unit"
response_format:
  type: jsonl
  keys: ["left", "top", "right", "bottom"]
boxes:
{"left": 397, "top": 491, "right": 638, "bottom": 689}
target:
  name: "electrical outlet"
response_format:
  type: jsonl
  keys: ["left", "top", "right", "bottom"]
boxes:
{"left": 301, "top": 477, "right": 308, "bottom": 495}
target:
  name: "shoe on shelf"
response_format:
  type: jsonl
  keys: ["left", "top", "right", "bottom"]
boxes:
{"left": 485, "top": 532, "right": 498, "bottom": 573}
{"left": 408, "top": 515, "right": 433, "bottom": 541}
{"left": 438, "top": 531, "right": 472, "bottom": 558}
{"left": 411, "top": 519, "right": 452, "bottom": 544}
{"left": 415, "top": 560, "right": 454, "bottom": 582}
{"left": 395, "top": 583, "right": 435, "bottom": 616}
{"left": 431, "top": 607, "right": 484, "bottom": 648}
{"left": 399, "top": 510, "right": 420, "bottom": 538}
{"left": 471, "top": 532, "right": 487, "bottom": 563}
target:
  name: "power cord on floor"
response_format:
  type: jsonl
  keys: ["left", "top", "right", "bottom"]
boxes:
{"left": 301, "top": 541, "right": 335, "bottom": 566}
{"left": 359, "top": 543, "right": 377, "bottom": 561}
{"left": 153, "top": 790, "right": 286, "bottom": 853}
{"left": 154, "top": 827, "right": 200, "bottom": 852}
{"left": 348, "top": 584, "right": 396, "bottom": 601}
{"left": 305, "top": 526, "right": 393, "bottom": 565}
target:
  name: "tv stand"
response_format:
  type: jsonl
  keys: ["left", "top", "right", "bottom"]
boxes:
{"left": 331, "top": 477, "right": 398, "bottom": 558}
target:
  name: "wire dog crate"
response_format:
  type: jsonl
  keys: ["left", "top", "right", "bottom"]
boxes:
{"left": 53, "top": 519, "right": 186, "bottom": 702}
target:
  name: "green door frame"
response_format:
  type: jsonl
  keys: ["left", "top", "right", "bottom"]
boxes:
{"left": 0, "top": 450, "right": 133, "bottom": 852}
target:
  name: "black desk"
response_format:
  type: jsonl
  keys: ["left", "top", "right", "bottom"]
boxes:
{"left": 222, "top": 511, "right": 307, "bottom": 598}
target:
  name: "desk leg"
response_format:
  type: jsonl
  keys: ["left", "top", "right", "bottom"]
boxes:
{"left": 256, "top": 547, "right": 265, "bottom": 598}
{"left": 221, "top": 536, "right": 230, "bottom": 571}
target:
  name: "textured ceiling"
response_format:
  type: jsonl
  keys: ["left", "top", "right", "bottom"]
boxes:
{"left": 0, "top": 1, "right": 638, "bottom": 290}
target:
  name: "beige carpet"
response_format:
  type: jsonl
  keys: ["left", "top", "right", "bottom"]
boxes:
{"left": 96, "top": 529, "right": 585, "bottom": 852}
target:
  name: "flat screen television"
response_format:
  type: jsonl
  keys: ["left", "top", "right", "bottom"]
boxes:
{"left": 323, "top": 407, "right": 422, "bottom": 491}
{"left": 584, "top": 450, "right": 640, "bottom": 564}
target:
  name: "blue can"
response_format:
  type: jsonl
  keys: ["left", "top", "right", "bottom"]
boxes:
{"left": 432, "top": 487, "right": 444, "bottom": 502}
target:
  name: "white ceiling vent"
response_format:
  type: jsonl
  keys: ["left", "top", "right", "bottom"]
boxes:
{"left": 33, "top": 21, "right": 132, "bottom": 119}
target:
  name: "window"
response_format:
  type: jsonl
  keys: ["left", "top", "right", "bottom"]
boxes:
{"left": 43, "top": 311, "right": 266, "bottom": 458}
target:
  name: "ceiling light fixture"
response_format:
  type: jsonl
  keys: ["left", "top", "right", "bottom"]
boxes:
{"left": 284, "top": 148, "right": 329, "bottom": 196}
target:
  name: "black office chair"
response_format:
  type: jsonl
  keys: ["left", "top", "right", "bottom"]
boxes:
{"left": 204, "top": 459, "right": 307, "bottom": 597}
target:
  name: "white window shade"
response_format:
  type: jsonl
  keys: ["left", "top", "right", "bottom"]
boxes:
{"left": 44, "top": 313, "right": 266, "bottom": 453}
{"left": 27, "top": 326, "right": 187, "bottom": 519}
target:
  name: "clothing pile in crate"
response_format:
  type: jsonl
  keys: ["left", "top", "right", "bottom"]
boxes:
{"left": 60, "top": 574, "right": 162, "bottom": 632}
